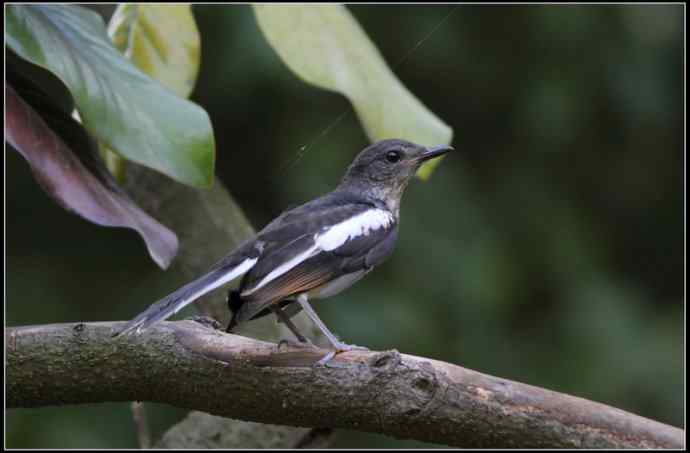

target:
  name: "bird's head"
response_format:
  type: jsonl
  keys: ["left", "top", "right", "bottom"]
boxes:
{"left": 338, "top": 139, "right": 453, "bottom": 211}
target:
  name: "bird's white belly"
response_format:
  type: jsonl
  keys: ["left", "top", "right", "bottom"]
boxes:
{"left": 309, "top": 269, "right": 369, "bottom": 299}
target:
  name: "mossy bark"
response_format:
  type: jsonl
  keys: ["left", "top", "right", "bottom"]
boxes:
{"left": 6, "top": 320, "right": 684, "bottom": 449}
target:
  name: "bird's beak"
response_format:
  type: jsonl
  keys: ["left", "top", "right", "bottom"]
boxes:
{"left": 419, "top": 144, "right": 454, "bottom": 162}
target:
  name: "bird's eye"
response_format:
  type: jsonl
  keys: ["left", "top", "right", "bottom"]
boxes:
{"left": 385, "top": 150, "right": 402, "bottom": 163}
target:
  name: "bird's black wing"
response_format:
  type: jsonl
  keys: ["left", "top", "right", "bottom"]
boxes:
{"left": 341, "top": 224, "right": 399, "bottom": 273}
{"left": 232, "top": 196, "right": 397, "bottom": 323}
{"left": 244, "top": 199, "right": 381, "bottom": 289}
{"left": 257, "top": 191, "right": 379, "bottom": 239}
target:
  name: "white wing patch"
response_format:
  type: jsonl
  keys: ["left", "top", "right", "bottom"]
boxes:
{"left": 241, "top": 209, "right": 393, "bottom": 296}
{"left": 316, "top": 209, "right": 393, "bottom": 251}
{"left": 174, "top": 257, "right": 258, "bottom": 315}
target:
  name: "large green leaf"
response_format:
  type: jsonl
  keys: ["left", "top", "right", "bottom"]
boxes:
{"left": 253, "top": 5, "right": 453, "bottom": 179}
{"left": 5, "top": 5, "right": 214, "bottom": 187}
{"left": 102, "top": 4, "right": 202, "bottom": 179}
{"left": 108, "top": 4, "right": 201, "bottom": 99}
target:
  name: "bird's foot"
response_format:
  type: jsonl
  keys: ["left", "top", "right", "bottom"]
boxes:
{"left": 276, "top": 337, "right": 315, "bottom": 351}
{"left": 314, "top": 342, "right": 369, "bottom": 367}
{"left": 316, "top": 350, "right": 338, "bottom": 366}
{"left": 189, "top": 315, "right": 222, "bottom": 331}
{"left": 333, "top": 341, "right": 369, "bottom": 353}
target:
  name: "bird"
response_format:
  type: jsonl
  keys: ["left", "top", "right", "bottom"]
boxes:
{"left": 116, "top": 139, "right": 453, "bottom": 363}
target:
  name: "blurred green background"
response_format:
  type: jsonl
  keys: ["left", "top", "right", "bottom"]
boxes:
{"left": 6, "top": 4, "right": 684, "bottom": 449}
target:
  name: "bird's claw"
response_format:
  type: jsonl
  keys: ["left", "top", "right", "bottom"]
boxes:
{"left": 334, "top": 342, "right": 369, "bottom": 353}
{"left": 313, "top": 343, "right": 369, "bottom": 367}
{"left": 189, "top": 315, "right": 222, "bottom": 330}
{"left": 315, "top": 350, "right": 337, "bottom": 366}
{"left": 276, "top": 338, "right": 315, "bottom": 351}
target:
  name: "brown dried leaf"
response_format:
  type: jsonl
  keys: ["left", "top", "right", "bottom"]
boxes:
{"left": 5, "top": 84, "right": 178, "bottom": 269}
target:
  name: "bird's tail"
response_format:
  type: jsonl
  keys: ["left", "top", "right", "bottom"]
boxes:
{"left": 115, "top": 254, "right": 258, "bottom": 337}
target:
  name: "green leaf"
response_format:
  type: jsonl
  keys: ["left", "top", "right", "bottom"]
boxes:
{"left": 253, "top": 5, "right": 453, "bottom": 179}
{"left": 108, "top": 4, "right": 201, "bottom": 98}
{"left": 5, "top": 5, "right": 215, "bottom": 188}
{"left": 101, "top": 4, "right": 202, "bottom": 180}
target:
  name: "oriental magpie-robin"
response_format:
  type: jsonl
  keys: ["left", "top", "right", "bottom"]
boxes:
{"left": 117, "top": 139, "right": 452, "bottom": 362}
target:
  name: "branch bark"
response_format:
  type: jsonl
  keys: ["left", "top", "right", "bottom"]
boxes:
{"left": 7, "top": 320, "right": 684, "bottom": 449}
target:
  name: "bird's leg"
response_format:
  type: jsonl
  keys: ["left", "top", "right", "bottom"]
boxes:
{"left": 296, "top": 294, "right": 368, "bottom": 365}
{"left": 280, "top": 302, "right": 303, "bottom": 319}
{"left": 272, "top": 304, "right": 313, "bottom": 348}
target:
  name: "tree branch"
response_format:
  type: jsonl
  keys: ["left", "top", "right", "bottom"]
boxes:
{"left": 7, "top": 321, "right": 683, "bottom": 449}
